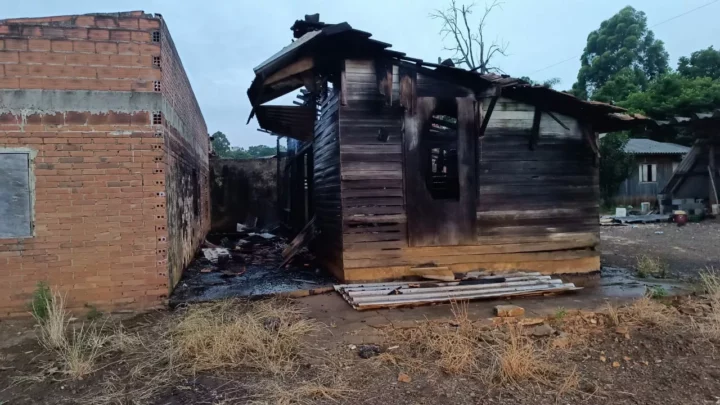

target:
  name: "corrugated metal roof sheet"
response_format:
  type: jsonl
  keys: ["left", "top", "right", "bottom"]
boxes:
{"left": 255, "top": 105, "right": 315, "bottom": 141}
{"left": 624, "top": 138, "right": 690, "bottom": 155}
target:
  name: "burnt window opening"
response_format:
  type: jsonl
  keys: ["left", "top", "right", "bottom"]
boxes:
{"left": 152, "top": 56, "right": 161, "bottom": 68}
{"left": 152, "top": 31, "right": 161, "bottom": 43}
{"left": 424, "top": 100, "right": 459, "bottom": 200}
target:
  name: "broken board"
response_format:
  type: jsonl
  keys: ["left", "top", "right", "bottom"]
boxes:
{"left": 279, "top": 216, "right": 318, "bottom": 269}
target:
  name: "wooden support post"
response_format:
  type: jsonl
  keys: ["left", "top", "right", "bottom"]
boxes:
{"left": 529, "top": 106, "right": 541, "bottom": 150}
{"left": 710, "top": 144, "right": 719, "bottom": 205}
{"left": 276, "top": 136, "right": 282, "bottom": 223}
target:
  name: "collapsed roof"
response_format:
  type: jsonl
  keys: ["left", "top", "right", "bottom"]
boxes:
{"left": 247, "top": 14, "right": 649, "bottom": 137}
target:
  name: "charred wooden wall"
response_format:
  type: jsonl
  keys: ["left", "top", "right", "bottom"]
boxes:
{"left": 312, "top": 88, "right": 344, "bottom": 277}
{"left": 333, "top": 60, "right": 600, "bottom": 281}
{"left": 339, "top": 60, "right": 406, "bottom": 279}
{"left": 475, "top": 97, "right": 600, "bottom": 272}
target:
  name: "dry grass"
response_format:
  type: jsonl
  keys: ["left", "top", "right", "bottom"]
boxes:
{"left": 57, "top": 323, "right": 107, "bottom": 379}
{"left": 34, "top": 289, "right": 69, "bottom": 350}
{"left": 250, "top": 376, "right": 352, "bottom": 405}
{"left": 620, "top": 296, "right": 678, "bottom": 328}
{"left": 694, "top": 268, "right": 720, "bottom": 339}
{"left": 383, "top": 301, "right": 577, "bottom": 395}
{"left": 172, "top": 299, "right": 320, "bottom": 375}
{"left": 485, "top": 324, "right": 567, "bottom": 388}
{"left": 605, "top": 301, "right": 621, "bottom": 327}
{"left": 29, "top": 289, "right": 108, "bottom": 380}
{"left": 636, "top": 255, "right": 668, "bottom": 278}
{"left": 83, "top": 298, "right": 324, "bottom": 405}
{"left": 389, "top": 301, "right": 485, "bottom": 375}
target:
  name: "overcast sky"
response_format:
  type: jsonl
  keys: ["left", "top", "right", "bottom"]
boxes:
{"left": 5, "top": 0, "right": 720, "bottom": 147}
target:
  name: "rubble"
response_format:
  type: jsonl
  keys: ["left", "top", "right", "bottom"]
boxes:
{"left": 531, "top": 324, "right": 555, "bottom": 337}
{"left": 397, "top": 372, "right": 412, "bottom": 383}
{"left": 494, "top": 305, "right": 525, "bottom": 318}
{"left": 358, "top": 344, "right": 381, "bottom": 359}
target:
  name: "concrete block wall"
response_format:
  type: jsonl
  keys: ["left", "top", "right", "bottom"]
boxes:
{"left": 0, "top": 12, "right": 209, "bottom": 317}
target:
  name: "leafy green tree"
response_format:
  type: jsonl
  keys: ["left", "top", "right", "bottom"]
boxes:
{"left": 246, "top": 145, "right": 278, "bottom": 158}
{"left": 591, "top": 68, "right": 644, "bottom": 103}
{"left": 572, "top": 6, "right": 669, "bottom": 101}
{"left": 518, "top": 76, "right": 561, "bottom": 88}
{"left": 211, "top": 131, "right": 232, "bottom": 157}
{"left": 599, "top": 132, "right": 634, "bottom": 204}
{"left": 620, "top": 74, "right": 720, "bottom": 119}
{"left": 678, "top": 46, "right": 720, "bottom": 80}
{"left": 211, "top": 131, "right": 280, "bottom": 159}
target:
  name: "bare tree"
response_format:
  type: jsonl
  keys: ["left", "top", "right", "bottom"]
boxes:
{"left": 430, "top": 0, "right": 509, "bottom": 73}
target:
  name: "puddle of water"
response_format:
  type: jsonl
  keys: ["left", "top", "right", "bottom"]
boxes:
{"left": 589, "top": 266, "right": 689, "bottom": 299}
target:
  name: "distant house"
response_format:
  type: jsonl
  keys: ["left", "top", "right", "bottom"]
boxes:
{"left": 659, "top": 111, "right": 720, "bottom": 214}
{"left": 615, "top": 138, "right": 690, "bottom": 205}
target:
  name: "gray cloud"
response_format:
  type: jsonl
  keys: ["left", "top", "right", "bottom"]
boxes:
{"left": 4, "top": 0, "right": 719, "bottom": 147}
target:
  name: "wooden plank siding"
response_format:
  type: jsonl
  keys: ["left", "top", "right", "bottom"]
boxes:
{"left": 339, "top": 59, "right": 407, "bottom": 260}
{"left": 334, "top": 62, "right": 600, "bottom": 281}
{"left": 311, "top": 87, "right": 344, "bottom": 278}
{"left": 478, "top": 97, "right": 599, "bottom": 239}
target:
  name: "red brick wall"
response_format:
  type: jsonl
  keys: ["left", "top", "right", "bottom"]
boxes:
{"left": 0, "top": 12, "right": 206, "bottom": 317}
{"left": 158, "top": 21, "right": 210, "bottom": 288}
{"left": 0, "top": 12, "right": 160, "bottom": 92}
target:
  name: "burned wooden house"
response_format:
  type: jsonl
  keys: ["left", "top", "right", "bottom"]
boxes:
{"left": 658, "top": 111, "right": 720, "bottom": 214}
{"left": 247, "top": 15, "right": 646, "bottom": 282}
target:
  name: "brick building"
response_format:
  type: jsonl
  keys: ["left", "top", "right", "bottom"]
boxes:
{"left": 0, "top": 11, "right": 210, "bottom": 317}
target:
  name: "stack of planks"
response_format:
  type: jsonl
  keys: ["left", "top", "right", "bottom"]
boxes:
{"left": 334, "top": 272, "right": 581, "bottom": 310}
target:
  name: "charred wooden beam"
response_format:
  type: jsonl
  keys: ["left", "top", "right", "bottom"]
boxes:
{"left": 529, "top": 106, "right": 542, "bottom": 151}
{"left": 544, "top": 110, "right": 570, "bottom": 130}
{"left": 263, "top": 57, "right": 314, "bottom": 86}
{"left": 479, "top": 96, "right": 498, "bottom": 138}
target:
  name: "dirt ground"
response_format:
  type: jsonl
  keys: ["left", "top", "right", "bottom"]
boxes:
{"left": 601, "top": 219, "right": 720, "bottom": 277}
{"left": 2, "top": 222, "right": 720, "bottom": 404}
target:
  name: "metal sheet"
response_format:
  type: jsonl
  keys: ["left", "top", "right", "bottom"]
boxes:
{"left": 334, "top": 273, "right": 581, "bottom": 310}
{"left": 0, "top": 153, "right": 31, "bottom": 238}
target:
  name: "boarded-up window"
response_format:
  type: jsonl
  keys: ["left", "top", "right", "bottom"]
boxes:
{"left": 0, "top": 152, "right": 32, "bottom": 238}
{"left": 639, "top": 164, "right": 657, "bottom": 183}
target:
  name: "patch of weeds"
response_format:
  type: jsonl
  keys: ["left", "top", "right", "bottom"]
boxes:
{"left": 29, "top": 281, "right": 52, "bottom": 320}
{"left": 621, "top": 296, "right": 678, "bottom": 327}
{"left": 648, "top": 286, "right": 668, "bottom": 299}
{"left": 173, "top": 298, "right": 321, "bottom": 375}
{"left": 554, "top": 307, "right": 568, "bottom": 320}
{"left": 636, "top": 255, "right": 668, "bottom": 278}
{"left": 605, "top": 301, "right": 620, "bottom": 327}
{"left": 694, "top": 268, "right": 720, "bottom": 339}
{"left": 34, "top": 288, "right": 69, "bottom": 350}
{"left": 485, "top": 324, "right": 575, "bottom": 391}
{"left": 85, "top": 304, "right": 102, "bottom": 321}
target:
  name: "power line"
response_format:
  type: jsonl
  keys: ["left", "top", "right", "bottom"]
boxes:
{"left": 526, "top": 0, "right": 720, "bottom": 76}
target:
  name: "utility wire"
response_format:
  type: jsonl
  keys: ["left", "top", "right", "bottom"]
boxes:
{"left": 526, "top": 0, "right": 720, "bottom": 76}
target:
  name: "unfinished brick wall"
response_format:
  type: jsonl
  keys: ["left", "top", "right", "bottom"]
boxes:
{"left": 158, "top": 22, "right": 210, "bottom": 288}
{"left": 0, "top": 12, "right": 209, "bottom": 317}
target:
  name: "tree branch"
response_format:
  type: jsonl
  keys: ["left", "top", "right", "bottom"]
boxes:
{"left": 431, "top": 0, "right": 508, "bottom": 73}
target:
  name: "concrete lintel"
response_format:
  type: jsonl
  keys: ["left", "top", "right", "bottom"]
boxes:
{"left": 0, "top": 89, "right": 200, "bottom": 156}
{"left": 0, "top": 89, "right": 163, "bottom": 113}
